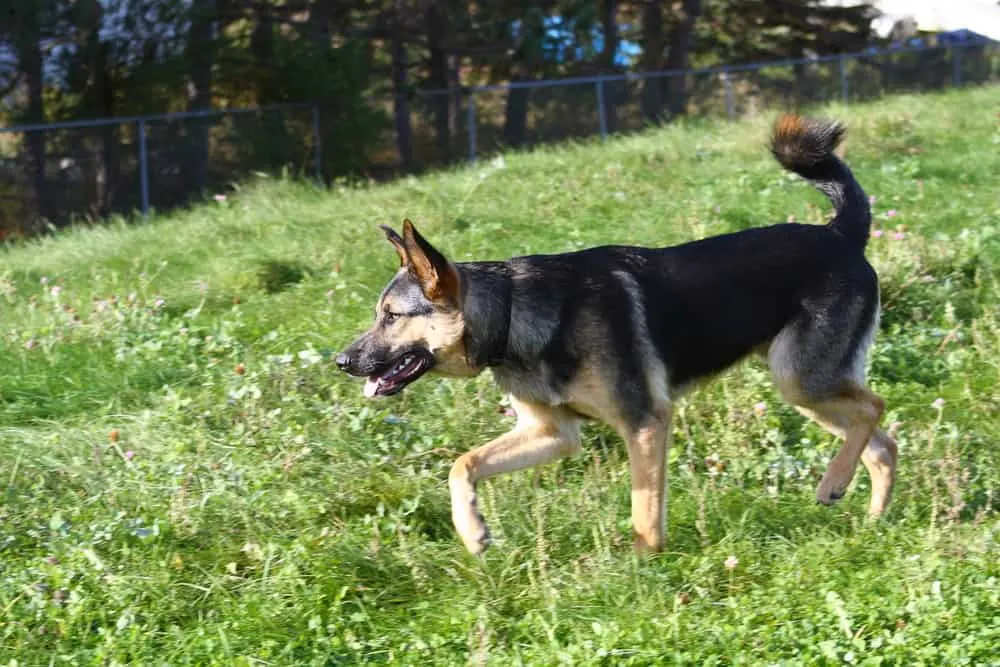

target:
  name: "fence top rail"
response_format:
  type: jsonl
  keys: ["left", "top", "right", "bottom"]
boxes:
{"left": 0, "top": 37, "right": 994, "bottom": 134}
{"left": 0, "top": 102, "right": 314, "bottom": 134}
{"left": 450, "top": 38, "right": 994, "bottom": 94}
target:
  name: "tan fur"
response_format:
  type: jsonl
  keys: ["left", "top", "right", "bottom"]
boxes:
{"left": 448, "top": 398, "right": 582, "bottom": 554}
{"left": 563, "top": 361, "right": 621, "bottom": 424}
{"left": 376, "top": 275, "right": 477, "bottom": 378}
{"left": 860, "top": 429, "right": 898, "bottom": 518}
{"left": 782, "top": 384, "right": 891, "bottom": 512}
{"left": 793, "top": 404, "right": 898, "bottom": 517}
{"left": 381, "top": 225, "right": 408, "bottom": 267}
{"left": 768, "top": 327, "right": 895, "bottom": 517}
{"left": 624, "top": 412, "right": 673, "bottom": 553}
{"left": 773, "top": 114, "right": 809, "bottom": 143}
{"left": 402, "top": 219, "right": 461, "bottom": 304}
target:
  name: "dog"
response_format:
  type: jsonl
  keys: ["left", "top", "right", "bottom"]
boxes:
{"left": 336, "top": 114, "right": 898, "bottom": 556}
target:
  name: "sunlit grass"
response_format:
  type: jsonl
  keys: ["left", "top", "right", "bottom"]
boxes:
{"left": 1, "top": 85, "right": 998, "bottom": 664}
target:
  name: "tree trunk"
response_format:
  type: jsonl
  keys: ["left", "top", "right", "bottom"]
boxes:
{"left": 640, "top": 0, "right": 664, "bottom": 123}
{"left": 309, "top": 0, "right": 338, "bottom": 181}
{"left": 15, "top": 4, "right": 52, "bottom": 227}
{"left": 599, "top": 0, "right": 619, "bottom": 134}
{"left": 504, "top": 10, "right": 546, "bottom": 148}
{"left": 250, "top": 7, "right": 274, "bottom": 89}
{"left": 81, "top": 0, "right": 117, "bottom": 219}
{"left": 250, "top": 4, "right": 287, "bottom": 169}
{"left": 308, "top": 0, "right": 333, "bottom": 46}
{"left": 664, "top": 0, "right": 701, "bottom": 118}
{"left": 98, "top": 42, "right": 119, "bottom": 217}
{"left": 448, "top": 54, "right": 461, "bottom": 151}
{"left": 186, "top": 0, "right": 216, "bottom": 195}
{"left": 425, "top": 2, "right": 451, "bottom": 161}
{"left": 392, "top": 35, "right": 414, "bottom": 170}
{"left": 503, "top": 66, "right": 531, "bottom": 147}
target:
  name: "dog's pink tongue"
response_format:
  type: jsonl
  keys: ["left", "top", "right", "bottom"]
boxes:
{"left": 363, "top": 377, "right": 380, "bottom": 398}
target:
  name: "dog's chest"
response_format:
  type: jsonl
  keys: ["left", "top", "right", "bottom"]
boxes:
{"left": 490, "top": 364, "right": 612, "bottom": 423}
{"left": 490, "top": 365, "right": 562, "bottom": 406}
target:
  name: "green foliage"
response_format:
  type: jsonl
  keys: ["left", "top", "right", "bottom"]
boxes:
{"left": 1, "top": 88, "right": 999, "bottom": 663}
{"left": 216, "top": 32, "right": 386, "bottom": 178}
{"left": 696, "top": 0, "right": 877, "bottom": 65}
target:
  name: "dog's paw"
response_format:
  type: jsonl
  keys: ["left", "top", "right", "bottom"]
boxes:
{"left": 459, "top": 520, "right": 492, "bottom": 556}
{"left": 816, "top": 475, "right": 849, "bottom": 505}
{"left": 632, "top": 532, "right": 664, "bottom": 556}
{"left": 452, "top": 497, "right": 492, "bottom": 556}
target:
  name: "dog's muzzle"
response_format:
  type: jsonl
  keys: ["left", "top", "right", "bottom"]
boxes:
{"left": 335, "top": 342, "right": 435, "bottom": 398}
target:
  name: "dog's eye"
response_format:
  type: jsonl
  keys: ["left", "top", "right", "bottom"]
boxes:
{"left": 384, "top": 312, "right": 399, "bottom": 324}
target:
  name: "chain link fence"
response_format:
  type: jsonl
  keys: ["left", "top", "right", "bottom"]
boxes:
{"left": 1, "top": 39, "right": 997, "bottom": 235}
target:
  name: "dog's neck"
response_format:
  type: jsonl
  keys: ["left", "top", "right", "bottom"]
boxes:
{"left": 457, "top": 262, "right": 514, "bottom": 368}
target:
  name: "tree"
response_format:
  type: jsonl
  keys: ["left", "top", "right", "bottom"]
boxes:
{"left": 391, "top": 0, "right": 414, "bottom": 169}
{"left": 598, "top": 0, "right": 620, "bottom": 133}
{"left": 0, "top": 0, "right": 883, "bottom": 234}
{"left": 185, "top": 0, "right": 217, "bottom": 194}
{"left": 504, "top": 7, "right": 547, "bottom": 147}
{"left": 663, "top": 0, "right": 701, "bottom": 117}
{"left": 9, "top": 0, "right": 56, "bottom": 227}
{"left": 639, "top": 0, "right": 665, "bottom": 121}
{"left": 424, "top": 0, "right": 453, "bottom": 161}
{"left": 66, "top": 0, "right": 121, "bottom": 218}
{"left": 640, "top": 0, "right": 703, "bottom": 123}
{"left": 695, "top": 0, "right": 876, "bottom": 64}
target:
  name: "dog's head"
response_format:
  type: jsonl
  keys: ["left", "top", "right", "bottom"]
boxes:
{"left": 336, "top": 220, "right": 478, "bottom": 397}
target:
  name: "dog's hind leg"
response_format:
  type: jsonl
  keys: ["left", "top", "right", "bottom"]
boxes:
{"left": 448, "top": 397, "right": 581, "bottom": 555}
{"left": 860, "top": 427, "right": 898, "bottom": 517}
{"left": 621, "top": 406, "right": 674, "bottom": 554}
{"left": 768, "top": 292, "right": 897, "bottom": 516}
{"left": 793, "top": 404, "right": 898, "bottom": 517}
{"left": 789, "top": 388, "right": 892, "bottom": 510}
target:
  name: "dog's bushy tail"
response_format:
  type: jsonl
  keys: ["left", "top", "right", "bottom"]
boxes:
{"left": 770, "top": 114, "right": 871, "bottom": 250}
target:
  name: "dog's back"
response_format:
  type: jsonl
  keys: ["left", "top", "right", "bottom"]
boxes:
{"left": 486, "top": 116, "right": 877, "bottom": 401}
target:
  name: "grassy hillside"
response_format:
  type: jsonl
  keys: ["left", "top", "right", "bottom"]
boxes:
{"left": 2, "top": 86, "right": 998, "bottom": 665}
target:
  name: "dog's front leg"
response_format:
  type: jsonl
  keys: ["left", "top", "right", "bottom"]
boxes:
{"left": 622, "top": 408, "right": 674, "bottom": 554}
{"left": 448, "top": 398, "right": 581, "bottom": 555}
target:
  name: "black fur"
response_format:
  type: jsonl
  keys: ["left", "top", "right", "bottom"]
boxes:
{"left": 771, "top": 116, "right": 871, "bottom": 249}
{"left": 342, "top": 114, "right": 879, "bottom": 426}
{"left": 452, "top": 116, "right": 876, "bottom": 421}
{"left": 457, "top": 224, "right": 875, "bottom": 404}
{"left": 458, "top": 263, "right": 513, "bottom": 367}
{"left": 337, "top": 114, "right": 893, "bottom": 554}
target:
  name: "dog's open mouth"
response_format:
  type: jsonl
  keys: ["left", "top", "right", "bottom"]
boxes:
{"left": 363, "top": 351, "right": 433, "bottom": 398}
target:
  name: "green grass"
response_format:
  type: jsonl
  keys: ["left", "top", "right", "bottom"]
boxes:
{"left": 2, "top": 86, "right": 999, "bottom": 665}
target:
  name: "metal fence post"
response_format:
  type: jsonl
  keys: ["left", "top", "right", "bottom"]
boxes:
{"left": 722, "top": 70, "right": 735, "bottom": 120}
{"left": 467, "top": 91, "right": 477, "bottom": 163}
{"left": 839, "top": 55, "right": 849, "bottom": 105}
{"left": 596, "top": 78, "right": 608, "bottom": 140}
{"left": 137, "top": 119, "right": 149, "bottom": 217}
{"left": 953, "top": 44, "right": 962, "bottom": 86}
{"left": 312, "top": 104, "right": 323, "bottom": 183}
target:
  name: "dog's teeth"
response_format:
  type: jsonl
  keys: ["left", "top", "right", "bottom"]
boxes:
{"left": 394, "top": 355, "right": 412, "bottom": 373}
{"left": 363, "top": 378, "right": 380, "bottom": 398}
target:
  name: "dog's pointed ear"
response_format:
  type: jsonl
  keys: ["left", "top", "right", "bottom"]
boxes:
{"left": 380, "top": 225, "right": 409, "bottom": 267}
{"left": 401, "top": 219, "right": 460, "bottom": 304}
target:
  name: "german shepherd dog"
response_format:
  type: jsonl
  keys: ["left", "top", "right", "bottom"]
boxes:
{"left": 336, "top": 115, "right": 897, "bottom": 555}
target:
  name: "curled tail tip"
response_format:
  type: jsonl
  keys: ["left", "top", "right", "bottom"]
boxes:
{"left": 770, "top": 114, "right": 846, "bottom": 172}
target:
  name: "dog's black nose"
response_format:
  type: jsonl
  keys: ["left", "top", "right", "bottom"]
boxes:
{"left": 335, "top": 352, "right": 351, "bottom": 371}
